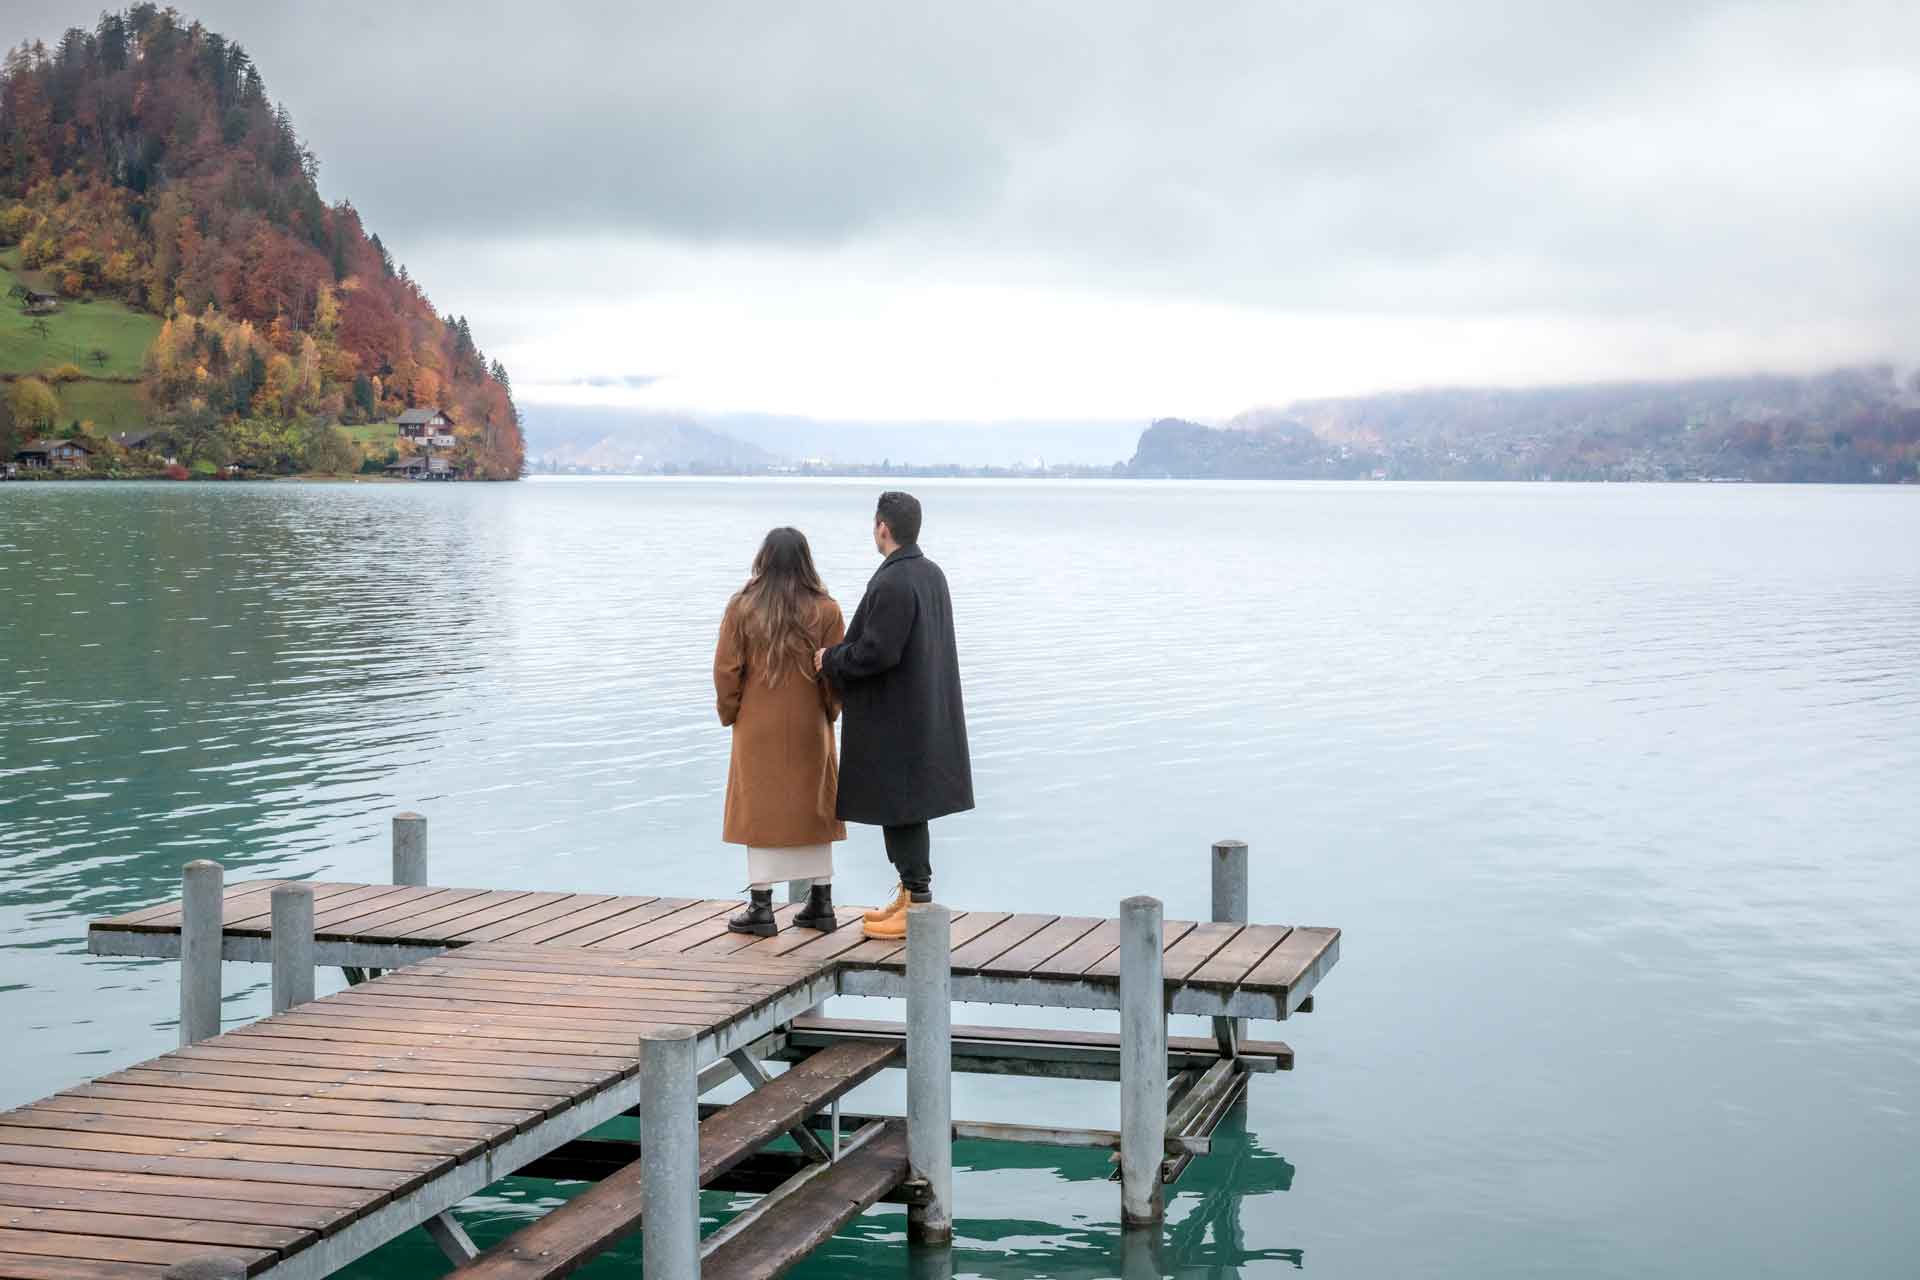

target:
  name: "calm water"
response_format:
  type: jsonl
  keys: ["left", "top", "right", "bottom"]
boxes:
{"left": 2, "top": 478, "right": 1917, "bottom": 1278}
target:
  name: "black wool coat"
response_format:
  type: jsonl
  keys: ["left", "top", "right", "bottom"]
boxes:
{"left": 822, "top": 544, "right": 975, "bottom": 827}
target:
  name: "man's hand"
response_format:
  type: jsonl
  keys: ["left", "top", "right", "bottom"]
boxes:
{"left": 813, "top": 647, "right": 826, "bottom": 673}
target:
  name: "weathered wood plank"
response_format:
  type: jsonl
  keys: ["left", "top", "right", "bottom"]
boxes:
{"left": 0, "top": 1248, "right": 167, "bottom": 1280}
{"left": 949, "top": 914, "right": 1055, "bottom": 972}
{"left": 585, "top": 901, "right": 739, "bottom": 952}
{"left": 975, "top": 916, "right": 1103, "bottom": 977}
{"left": 0, "top": 1207, "right": 302, "bottom": 1257}
{"left": 482, "top": 895, "right": 656, "bottom": 946}
{"left": 0, "top": 1109, "right": 472, "bottom": 1159}
{"left": 0, "top": 1129, "right": 442, "bottom": 1180}
{"left": 1185, "top": 924, "right": 1290, "bottom": 990}
{"left": 0, "top": 1228, "right": 273, "bottom": 1273}
{"left": 448, "top": 1043, "right": 898, "bottom": 1280}
{"left": 1028, "top": 918, "right": 1119, "bottom": 977}
{"left": 0, "top": 1164, "right": 364, "bottom": 1210}
{"left": 29, "top": 1094, "right": 503, "bottom": 1145}
{"left": 1160, "top": 921, "right": 1243, "bottom": 983}
{"left": 65, "top": 1082, "right": 533, "bottom": 1131}
{"left": 0, "top": 1145, "right": 409, "bottom": 1195}
{"left": 1241, "top": 926, "right": 1340, "bottom": 994}
{"left": 699, "top": 1120, "right": 909, "bottom": 1280}
{"left": 1084, "top": 918, "right": 1198, "bottom": 979}
{"left": 0, "top": 1181, "right": 337, "bottom": 1233}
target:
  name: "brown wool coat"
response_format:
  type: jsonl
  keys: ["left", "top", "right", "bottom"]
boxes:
{"left": 715, "top": 593, "right": 848, "bottom": 848}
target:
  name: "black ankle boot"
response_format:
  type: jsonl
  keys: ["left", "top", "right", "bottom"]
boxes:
{"left": 793, "top": 883, "right": 839, "bottom": 932}
{"left": 728, "top": 888, "right": 777, "bottom": 937}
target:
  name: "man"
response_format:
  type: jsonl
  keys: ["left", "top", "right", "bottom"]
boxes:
{"left": 815, "top": 491, "right": 974, "bottom": 939}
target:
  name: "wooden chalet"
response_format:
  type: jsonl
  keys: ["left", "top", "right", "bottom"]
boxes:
{"left": 13, "top": 437, "right": 94, "bottom": 470}
{"left": 396, "top": 407, "right": 457, "bottom": 448}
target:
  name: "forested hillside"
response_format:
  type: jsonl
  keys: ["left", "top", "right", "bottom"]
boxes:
{"left": 1131, "top": 368, "right": 1920, "bottom": 482}
{"left": 0, "top": 6, "right": 523, "bottom": 477}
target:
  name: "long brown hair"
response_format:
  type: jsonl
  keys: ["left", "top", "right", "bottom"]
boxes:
{"left": 733, "top": 527, "right": 829, "bottom": 686}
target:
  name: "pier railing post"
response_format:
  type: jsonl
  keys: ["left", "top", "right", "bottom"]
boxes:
{"left": 906, "top": 901, "right": 954, "bottom": 1245}
{"left": 639, "top": 1025, "right": 701, "bottom": 1278}
{"left": 270, "top": 883, "right": 315, "bottom": 1014}
{"left": 179, "top": 859, "right": 223, "bottom": 1046}
{"left": 1211, "top": 838, "right": 1249, "bottom": 1052}
{"left": 392, "top": 812, "right": 428, "bottom": 885}
{"left": 1119, "top": 893, "right": 1167, "bottom": 1227}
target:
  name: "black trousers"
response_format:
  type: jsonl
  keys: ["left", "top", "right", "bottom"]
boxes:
{"left": 883, "top": 821, "right": 933, "bottom": 899}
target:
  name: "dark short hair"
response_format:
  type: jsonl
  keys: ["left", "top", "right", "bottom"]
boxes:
{"left": 876, "top": 491, "right": 922, "bottom": 545}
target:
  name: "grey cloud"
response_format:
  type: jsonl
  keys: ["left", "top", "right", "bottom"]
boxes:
{"left": 14, "top": 0, "right": 1920, "bottom": 328}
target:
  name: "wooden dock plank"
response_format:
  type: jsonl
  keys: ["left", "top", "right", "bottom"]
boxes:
{"left": 29, "top": 1093, "right": 503, "bottom": 1145}
{"left": 222, "top": 883, "right": 382, "bottom": 932}
{"left": 452, "top": 895, "right": 617, "bottom": 944}
{"left": 699, "top": 1119, "right": 909, "bottom": 1280}
{"left": 0, "top": 1129, "right": 441, "bottom": 1181}
{"left": 60, "top": 1082, "right": 529, "bottom": 1132}
{"left": 0, "top": 1145, "right": 410, "bottom": 1195}
{"left": 582, "top": 900, "right": 736, "bottom": 952}
{"left": 1242, "top": 926, "right": 1340, "bottom": 994}
{"left": 1185, "top": 924, "right": 1291, "bottom": 991}
{"left": 976, "top": 915, "right": 1103, "bottom": 977}
{"left": 950, "top": 913, "right": 1055, "bottom": 973}
{"left": 1029, "top": 918, "right": 1120, "bottom": 977}
{"left": 448, "top": 1043, "right": 899, "bottom": 1280}
{"left": 0, "top": 1227, "right": 274, "bottom": 1273}
{"left": 1161, "top": 921, "right": 1244, "bottom": 983}
{"left": 0, "top": 1182, "right": 333, "bottom": 1234}
{"left": 318, "top": 887, "right": 495, "bottom": 940}
{"left": 0, "top": 1207, "right": 301, "bottom": 1258}
{"left": 484, "top": 895, "right": 656, "bottom": 946}
{"left": 0, "top": 1248, "right": 167, "bottom": 1280}
{"left": 1084, "top": 918, "right": 1199, "bottom": 980}
{"left": 535, "top": 897, "right": 700, "bottom": 948}
{"left": 0, "top": 1109, "right": 472, "bottom": 1159}
{"left": 0, "top": 1164, "right": 364, "bottom": 1211}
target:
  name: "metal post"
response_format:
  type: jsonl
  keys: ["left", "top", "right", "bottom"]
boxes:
{"left": 1211, "top": 838, "right": 1249, "bottom": 1052}
{"left": 906, "top": 902, "right": 953, "bottom": 1245}
{"left": 784, "top": 878, "right": 813, "bottom": 904}
{"left": 392, "top": 812, "right": 428, "bottom": 886}
{"left": 639, "top": 1025, "right": 701, "bottom": 1278}
{"left": 270, "top": 884, "right": 315, "bottom": 1014}
{"left": 179, "top": 860, "right": 223, "bottom": 1046}
{"left": 1119, "top": 894, "right": 1167, "bottom": 1226}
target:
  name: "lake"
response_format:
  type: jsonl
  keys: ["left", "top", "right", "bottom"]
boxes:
{"left": 3, "top": 477, "right": 1917, "bottom": 1278}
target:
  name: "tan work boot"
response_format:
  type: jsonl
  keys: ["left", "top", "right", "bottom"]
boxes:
{"left": 863, "top": 883, "right": 909, "bottom": 924}
{"left": 862, "top": 895, "right": 916, "bottom": 940}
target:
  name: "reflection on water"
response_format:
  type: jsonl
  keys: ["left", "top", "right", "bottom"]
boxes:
{"left": 4, "top": 478, "right": 1920, "bottom": 1277}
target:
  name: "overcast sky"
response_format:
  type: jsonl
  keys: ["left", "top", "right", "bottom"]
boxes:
{"left": 17, "top": 1, "right": 1920, "bottom": 420}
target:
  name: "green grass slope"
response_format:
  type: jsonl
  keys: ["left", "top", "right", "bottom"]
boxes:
{"left": 0, "top": 246, "right": 160, "bottom": 433}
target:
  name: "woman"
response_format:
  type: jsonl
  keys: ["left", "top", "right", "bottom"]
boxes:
{"left": 714, "top": 527, "right": 847, "bottom": 936}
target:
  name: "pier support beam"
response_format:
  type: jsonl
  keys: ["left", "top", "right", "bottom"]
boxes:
{"left": 1119, "top": 894, "right": 1167, "bottom": 1227}
{"left": 906, "top": 902, "right": 954, "bottom": 1246}
{"left": 270, "top": 883, "right": 315, "bottom": 1014}
{"left": 179, "top": 860, "right": 223, "bottom": 1046}
{"left": 1211, "top": 838, "right": 1249, "bottom": 1053}
{"left": 639, "top": 1025, "right": 702, "bottom": 1279}
{"left": 392, "top": 812, "right": 428, "bottom": 886}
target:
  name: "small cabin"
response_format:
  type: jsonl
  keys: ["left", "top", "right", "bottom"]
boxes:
{"left": 14, "top": 438, "right": 94, "bottom": 471}
{"left": 383, "top": 454, "right": 453, "bottom": 481}
{"left": 396, "top": 408, "right": 457, "bottom": 449}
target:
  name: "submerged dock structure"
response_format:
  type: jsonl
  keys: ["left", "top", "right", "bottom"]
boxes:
{"left": 4, "top": 815, "right": 1340, "bottom": 1279}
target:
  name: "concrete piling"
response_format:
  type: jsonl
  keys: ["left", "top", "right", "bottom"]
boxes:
{"left": 392, "top": 812, "right": 428, "bottom": 886}
{"left": 269, "top": 883, "right": 315, "bottom": 1014}
{"left": 1211, "top": 838, "right": 1249, "bottom": 1051}
{"left": 178, "top": 859, "right": 223, "bottom": 1046}
{"left": 638, "top": 1024, "right": 702, "bottom": 1278}
{"left": 1119, "top": 893, "right": 1167, "bottom": 1226}
{"left": 906, "top": 901, "right": 954, "bottom": 1245}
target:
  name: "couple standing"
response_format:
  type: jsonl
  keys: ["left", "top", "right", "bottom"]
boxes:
{"left": 713, "top": 491, "right": 973, "bottom": 941}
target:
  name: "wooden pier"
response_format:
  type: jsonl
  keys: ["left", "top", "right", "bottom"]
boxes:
{"left": 3, "top": 820, "right": 1340, "bottom": 1279}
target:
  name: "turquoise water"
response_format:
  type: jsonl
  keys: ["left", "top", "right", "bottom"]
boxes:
{"left": 3, "top": 477, "right": 1917, "bottom": 1278}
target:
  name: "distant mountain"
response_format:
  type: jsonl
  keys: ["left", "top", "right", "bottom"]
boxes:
{"left": 520, "top": 403, "right": 1141, "bottom": 470}
{"left": 1129, "top": 367, "right": 1920, "bottom": 482}
{"left": 522, "top": 405, "right": 776, "bottom": 471}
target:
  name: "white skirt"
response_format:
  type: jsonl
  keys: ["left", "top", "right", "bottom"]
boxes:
{"left": 746, "top": 843, "right": 834, "bottom": 887}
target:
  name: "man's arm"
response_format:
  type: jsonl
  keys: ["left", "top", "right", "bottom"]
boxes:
{"left": 820, "top": 575, "right": 915, "bottom": 688}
